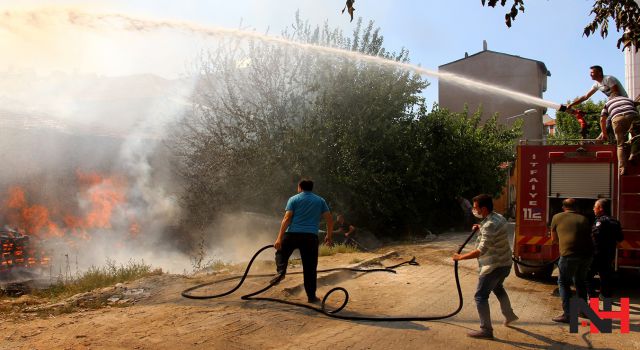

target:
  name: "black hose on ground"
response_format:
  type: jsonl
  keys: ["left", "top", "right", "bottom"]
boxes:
{"left": 181, "top": 228, "right": 478, "bottom": 321}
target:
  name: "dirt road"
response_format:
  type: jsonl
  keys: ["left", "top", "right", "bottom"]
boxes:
{"left": 1, "top": 233, "right": 638, "bottom": 349}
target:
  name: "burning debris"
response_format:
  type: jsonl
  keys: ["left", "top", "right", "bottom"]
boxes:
{"left": 1, "top": 228, "right": 49, "bottom": 277}
{"left": 1, "top": 227, "right": 50, "bottom": 296}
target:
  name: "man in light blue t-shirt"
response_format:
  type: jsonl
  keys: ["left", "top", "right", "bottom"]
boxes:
{"left": 272, "top": 179, "right": 333, "bottom": 303}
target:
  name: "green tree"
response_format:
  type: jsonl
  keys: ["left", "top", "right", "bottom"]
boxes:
{"left": 481, "top": 0, "right": 640, "bottom": 51}
{"left": 171, "top": 15, "right": 521, "bottom": 236}
{"left": 548, "top": 100, "right": 607, "bottom": 142}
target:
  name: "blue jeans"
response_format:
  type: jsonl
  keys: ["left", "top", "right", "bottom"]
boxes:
{"left": 475, "top": 265, "right": 516, "bottom": 332}
{"left": 558, "top": 255, "right": 593, "bottom": 316}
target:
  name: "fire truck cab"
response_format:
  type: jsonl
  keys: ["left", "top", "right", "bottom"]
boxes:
{"left": 513, "top": 141, "right": 640, "bottom": 278}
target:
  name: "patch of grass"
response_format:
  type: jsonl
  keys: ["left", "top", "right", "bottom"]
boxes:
{"left": 33, "top": 259, "right": 160, "bottom": 300}
{"left": 319, "top": 244, "right": 359, "bottom": 256}
{"left": 349, "top": 258, "right": 363, "bottom": 264}
{"left": 201, "top": 259, "right": 232, "bottom": 272}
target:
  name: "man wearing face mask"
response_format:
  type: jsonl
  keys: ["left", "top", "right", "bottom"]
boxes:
{"left": 453, "top": 194, "right": 518, "bottom": 340}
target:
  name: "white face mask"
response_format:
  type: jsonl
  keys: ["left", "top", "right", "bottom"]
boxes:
{"left": 472, "top": 208, "right": 484, "bottom": 219}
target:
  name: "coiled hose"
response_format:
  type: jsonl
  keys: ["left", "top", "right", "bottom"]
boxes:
{"left": 181, "top": 228, "right": 478, "bottom": 321}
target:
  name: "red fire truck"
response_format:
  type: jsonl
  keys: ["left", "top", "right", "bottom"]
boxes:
{"left": 513, "top": 141, "right": 640, "bottom": 278}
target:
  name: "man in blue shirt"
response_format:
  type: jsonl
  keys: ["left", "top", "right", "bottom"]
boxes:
{"left": 272, "top": 179, "right": 333, "bottom": 303}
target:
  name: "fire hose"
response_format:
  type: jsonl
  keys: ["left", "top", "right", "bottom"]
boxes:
{"left": 181, "top": 228, "right": 478, "bottom": 321}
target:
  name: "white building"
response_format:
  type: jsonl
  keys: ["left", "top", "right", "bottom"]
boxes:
{"left": 625, "top": 45, "right": 639, "bottom": 100}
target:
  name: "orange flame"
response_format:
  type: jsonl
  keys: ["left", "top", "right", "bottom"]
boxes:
{"left": 1, "top": 171, "right": 134, "bottom": 242}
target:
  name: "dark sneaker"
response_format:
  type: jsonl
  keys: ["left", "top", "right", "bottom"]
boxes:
{"left": 307, "top": 296, "right": 321, "bottom": 304}
{"left": 504, "top": 314, "right": 519, "bottom": 326}
{"left": 467, "top": 330, "right": 494, "bottom": 340}
{"left": 552, "top": 314, "right": 569, "bottom": 323}
{"left": 269, "top": 273, "right": 285, "bottom": 286}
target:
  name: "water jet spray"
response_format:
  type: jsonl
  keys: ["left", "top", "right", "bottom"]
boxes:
{"left": 0, "top": 8, "right": 564, "bottom": 110}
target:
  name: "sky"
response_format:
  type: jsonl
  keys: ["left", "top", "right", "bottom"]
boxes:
{"left": 0, "top": 0, "right": 633, "bottom": 116}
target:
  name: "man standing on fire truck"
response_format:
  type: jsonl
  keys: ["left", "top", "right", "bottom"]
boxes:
{"left": 600, "top": 93, "right": 640, "bottom": 175}
{"left": 550, "top": 198, "right": 593, "bottom": 323}
{"left": 566, "top": 65, "right": 627, "bottom": 109}
{"left": 453, "top": 194, "right": 518, "bottom": 340}
{"left": 566, "top": 65, "right": 628, "bottom": 141}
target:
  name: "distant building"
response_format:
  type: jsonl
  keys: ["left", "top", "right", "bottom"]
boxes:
{"left": 625, "top": 44, "right": 639, "bottom": 100}
{"left": 543, "top": 114, "right": 556, "bottom": 136}
{"left": 438, "top": 41, "right": 551, "bottom": 141}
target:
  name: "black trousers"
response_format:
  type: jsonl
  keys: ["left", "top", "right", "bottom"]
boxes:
{"left": 588, "top": 254, "right": 615, "bottom": 298}
{"left": 275, "top": 232, "right": 319, "bottom": 299}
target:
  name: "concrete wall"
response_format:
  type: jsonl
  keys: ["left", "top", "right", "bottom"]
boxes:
{"left": 438, "top": 50, "right": 548, "bottom": 141}
{"left": 625, "top": 45, "right": 640, "bottom": 100}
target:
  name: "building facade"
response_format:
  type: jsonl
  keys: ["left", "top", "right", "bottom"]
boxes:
{"left": 438, "top": 43, "right": 550, "bottom": 141}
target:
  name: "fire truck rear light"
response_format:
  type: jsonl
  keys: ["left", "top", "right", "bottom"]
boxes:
{"left": 596, "top": 151, "right": 613, "bottom": 158}
{"left": 549, "top": 152, "right": 564, "bottom": 158}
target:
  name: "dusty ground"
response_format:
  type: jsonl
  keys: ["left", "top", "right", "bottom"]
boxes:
{"left": 1, "top": 233, "right": 639, "bottom": 350}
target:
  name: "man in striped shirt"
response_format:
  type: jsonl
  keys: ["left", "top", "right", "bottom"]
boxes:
{"left": 453, "top": 194, "right": 518, "bottom": 339}
{"left": 600, "top": 94, "right": 640, "bottom": 175}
